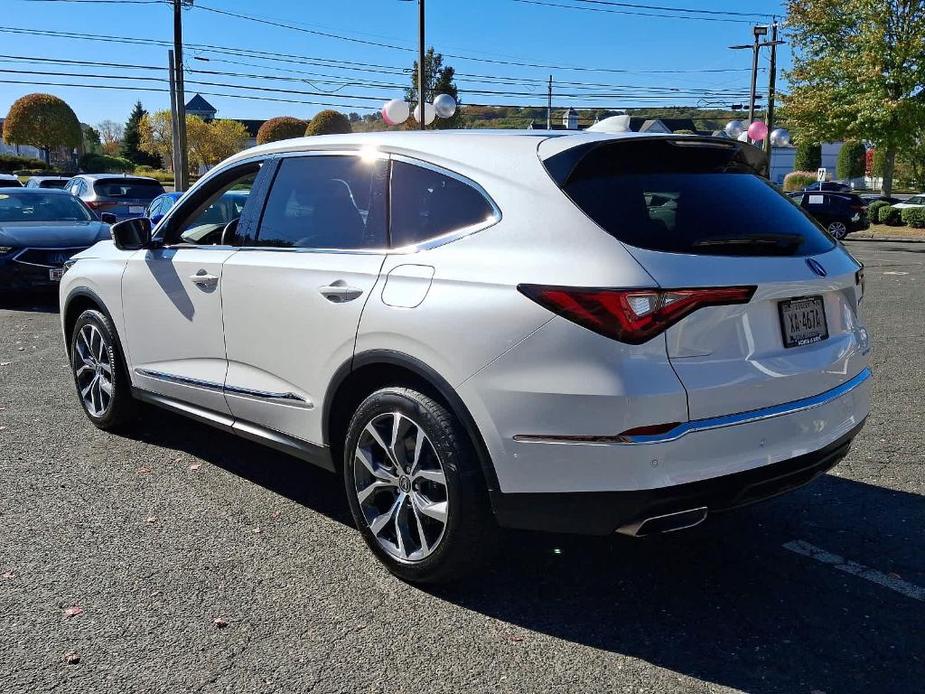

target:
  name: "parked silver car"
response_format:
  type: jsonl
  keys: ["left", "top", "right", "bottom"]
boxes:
{"left": 64, "top": 174, "right": 165, "bottom": 221}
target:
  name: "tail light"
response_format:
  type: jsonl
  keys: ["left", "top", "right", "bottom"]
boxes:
{"left": 87, "top": 200, "right": 117, "bottom": 210}
{"left": 518, "top": 284, "right": 756, "bottom": 344}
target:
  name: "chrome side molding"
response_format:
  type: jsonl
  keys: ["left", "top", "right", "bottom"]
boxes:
{"left": 134, "top": 368, "right": 312, "bottom": 408}
{"left": 515, "top": 367, "right": 872, "bottom": 446}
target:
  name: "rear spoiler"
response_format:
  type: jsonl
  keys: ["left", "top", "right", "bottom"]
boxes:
{"left": 541, "top": 136, "right": 770, "bottom": 188}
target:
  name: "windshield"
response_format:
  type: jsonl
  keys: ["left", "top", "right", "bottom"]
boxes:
{"left": 0, "top": 192, "right": 94, "bottom": 222}
{"left": 546, "top": 139, "right": 835, "bottom": 257}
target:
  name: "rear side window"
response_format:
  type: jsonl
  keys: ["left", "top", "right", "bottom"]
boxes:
{"left": 256, "top": 155, "right": 387, "bottom": 250}
{"left": 546, "top": 139, "right": 835, "bottom": 257}
{"left": 94, "top": 179, "right": 165, "bottom": 200}
{"left": 390, "top": 160, "right": 496, "bottom": 247}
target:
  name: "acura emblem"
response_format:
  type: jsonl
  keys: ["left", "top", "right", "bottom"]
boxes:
{"left": 806, "top": 258, "right": 827, "bottom": 277}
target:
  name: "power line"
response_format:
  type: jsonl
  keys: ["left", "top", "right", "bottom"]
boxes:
{"left": 571, "top": 0, "right": 768, "bottom": 17}
{"left": 510, "top": 0, "right": 758, "bottom": 23}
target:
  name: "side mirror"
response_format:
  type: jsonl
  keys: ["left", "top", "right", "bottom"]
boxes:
{"left": 111, "top": 217, "right": 152, "bottom": 251}
{"left": 100, "top": 212, "right": 117, "bottom": 225}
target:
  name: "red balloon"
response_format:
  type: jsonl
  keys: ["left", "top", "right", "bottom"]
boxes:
{"left": 747, "top": 121, "right": 769, "bottom": 141}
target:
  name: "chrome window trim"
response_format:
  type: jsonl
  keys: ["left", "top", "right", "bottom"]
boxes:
{"left": 225, "top": 148, "right": 501, "bottom": 256}
{"left": 135, "top": 368, "right": 311, "bottom": 407}
{"left": 514, "top": 368, "right": 872, "bottom": 446}
{"left": 13, "top": 246, "right": 89, "bottom": 268}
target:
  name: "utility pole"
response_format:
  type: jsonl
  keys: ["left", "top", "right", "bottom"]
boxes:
{"left": 747, "top": 31, "right": 761, "bottom": 127}
{"left": 546, "top": 75, "right": 553, "bottom": 130}
{"left": 418, "top": 0, "right": 425, "bottom": 131}
{"left": 764, "top": 21, "right": 780, "bottom": 156}
{"left": 173, "top": 0, "right": 189, "bottom": 191}
{"left": 168, "top": 50, "right": 181, "bottom": 182}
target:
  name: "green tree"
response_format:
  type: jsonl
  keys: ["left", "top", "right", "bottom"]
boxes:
{"left": 405, "top": 47, "right": 461, "bottom": 129}
{"left": 794, "top": 141, "right": 822, "bottom": 171}
{"left": 256, "top": 116, "right": 306, "bottom": 145}
{"left": 82, "top": 124, "right": 102, "bottom": 155}
{"left": 783, "top": 1, "right": 925, "bottom": 196}
{"left": 2, "top": 93, "right": 82, "bottom": 164}
{"left": 836, "top": 141, "right": 867, "bottom": 180}
{"left": 305, "top": 110, "right": 352, "bottom": 136}
{"left": 122, "top": 101, "right": 160, "bottom": 167}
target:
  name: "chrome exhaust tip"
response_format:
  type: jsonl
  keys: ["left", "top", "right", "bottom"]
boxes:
{"left": 616, "top": 507, "right": 709, "bottom": 538}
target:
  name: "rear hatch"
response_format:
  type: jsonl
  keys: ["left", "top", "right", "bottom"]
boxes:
{"left": 541, "top": 136, "right": 869, "bottom": 419}
{"left": 92, "top": 178, "right": 164, "bottom": 218}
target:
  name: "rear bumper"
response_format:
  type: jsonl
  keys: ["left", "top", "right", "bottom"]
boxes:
{"left": 490, "top": 419, "right": 863, "bottom": 535}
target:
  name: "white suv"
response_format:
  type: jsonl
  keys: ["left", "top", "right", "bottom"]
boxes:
{"left": 60, "top": 131, "right": 871, "bottom": 583}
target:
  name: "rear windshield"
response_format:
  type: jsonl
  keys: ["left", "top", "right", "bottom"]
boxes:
{"left": 93, "top": 179, "right": 165, "bottom": 200}
{"left": 545, "top": 139, "right": 835, "bottom": 257}
{"left": 39, "top": 179, "right": 69, "bottom": 189}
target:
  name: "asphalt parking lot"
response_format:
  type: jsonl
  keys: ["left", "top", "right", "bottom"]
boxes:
{"left": 1, "top": 240, "right": 923, "bottom": 694}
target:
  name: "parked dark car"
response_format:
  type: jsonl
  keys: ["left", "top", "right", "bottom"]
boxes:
{"left": 859, "top": 193, "right": 901, "bottom": 206}
{"left": 64, "top": 174, "right": 165, "bottom": 221}
{"left": 791, "top": 191, "right": 869, "bottom": 239}
{"left": 803, "top": 181, "right": 853, "bottom": 193}
{"left": 0, "top": 188, "right": 112, "bottom": 291}
{"left": 25, "top": 176, "right": 71, "bottom": 189}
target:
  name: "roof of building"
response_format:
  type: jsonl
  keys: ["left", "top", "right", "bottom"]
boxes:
{"left": 234, "top": 119, "right": 266, "bottom": 137}
{"left": 185, "top": 94, "right": 217, "bottom": 113}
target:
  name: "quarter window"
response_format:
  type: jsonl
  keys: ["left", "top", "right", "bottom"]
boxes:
{"left": 254, "top": 155, "right": 387, "bottom": 250}
{"left": 389, "top": 161, "right": 496, "bottom": 247}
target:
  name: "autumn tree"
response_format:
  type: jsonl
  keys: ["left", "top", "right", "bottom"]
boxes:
{"left": 97, "top": 120, "right": 124, "bottom": 156}
{"left": 306, "top": 110, "right": 352, "bottom": 136}
{"left": 256, "top": 116, "right": 306, "bottom": 145}
{"left": 405, "top": 47, "right": 460, "bottom": 129}
{"left": 138, "top": 110, "right": 175, "bottom": 168}
{"left": 784, "top": 1, "right": 925, "bottom": 196}
{"left": 141, "top": 111, "right": 247, "bottom": 172}
{"left": 2, "top": 93, "right": 82, "bottom": 164}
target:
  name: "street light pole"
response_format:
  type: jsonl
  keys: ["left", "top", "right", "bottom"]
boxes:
{"left": 418, "top": 0, "right": 425, "bottom": 131}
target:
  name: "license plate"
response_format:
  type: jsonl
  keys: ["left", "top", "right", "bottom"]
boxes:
{"left": 129, "top": 206, "right": 144, "bottom": 214}
{"left": 779, "top": 295, "right": 828, "bottom": 348}
{"left": 48, "top": 268, "right": 64, "bottom": 281}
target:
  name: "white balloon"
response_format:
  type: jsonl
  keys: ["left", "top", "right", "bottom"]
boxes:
{"left": 382, "top": 99, "right": 409, "bottom": 126}
{"left": 769, "top": 127, "right": 791, "bottom": 147}
{"left": 724, "top": 119, "right": 745, "bottom": 138}
{"left": 413, "top": 102, "right": 436, "bottom": 125}
{"left": 433, "top": 93, "right": 457, "bottom": 119}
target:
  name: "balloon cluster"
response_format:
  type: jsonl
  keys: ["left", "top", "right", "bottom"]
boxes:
{"left": 724, "top": 120, "right": 790, "bottom": 146}
{"left": 381, "top": 95, "right": 457, "bottom": 126}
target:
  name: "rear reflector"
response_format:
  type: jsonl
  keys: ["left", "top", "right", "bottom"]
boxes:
{"left": 518, "top": 284, "right": 756, "bottom": 344}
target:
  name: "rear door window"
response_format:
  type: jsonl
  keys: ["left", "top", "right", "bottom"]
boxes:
{"left": 254, "top": 155, "right": 387, "bottom": 250}
{"left": 545, "top": 139, "right": 835, "bottom": 257}
{"left": 389, "top": 160, "right": 497, "bottom": 247}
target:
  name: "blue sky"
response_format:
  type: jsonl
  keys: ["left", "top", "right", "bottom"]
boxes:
{"left": 1, "top": 0, "right": 790, "bottom": 128}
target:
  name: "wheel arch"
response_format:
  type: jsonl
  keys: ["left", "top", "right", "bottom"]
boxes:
{"left": 323, "top": 350, "right": 500, "bottom": 495}
{"left": 62, "top": 287, "right": 126, "bottom": 364}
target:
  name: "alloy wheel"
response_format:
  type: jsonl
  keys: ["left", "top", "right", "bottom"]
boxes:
{"left": 828, "top": 221, "right": 848, "bottom": 239}
{"left": 353, "top": 412, "right": 449, "bottom": 562}
{"left": 73, "top": 323, "right": 113, "bottom": 417}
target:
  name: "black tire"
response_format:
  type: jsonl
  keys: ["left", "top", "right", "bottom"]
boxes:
{"left": 343, "top": 387, "right": 495, "bottom": 584}
{"left": 69, "top": 308, "right": 136, "bottom": 431}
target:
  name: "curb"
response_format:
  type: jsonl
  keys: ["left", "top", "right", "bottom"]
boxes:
{"left": 846, "top": 235, "right": 925, "bottom": 243}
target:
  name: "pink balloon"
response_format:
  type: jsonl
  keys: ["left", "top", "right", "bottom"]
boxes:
{"left": 747, "top": 121, "right": 769, "bottom": 141}
{"left": 381, "top": 105, "right": 395, "bottom": 127}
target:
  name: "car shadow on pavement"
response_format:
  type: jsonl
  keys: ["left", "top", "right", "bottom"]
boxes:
{"left": 127, "top": 406, "right": 354, "bottom": 527}
{"left": 120, "top": 409, "right": 923, "bottom": 693}
{"left": 430, "top": 475, "right": 924, "bottom": 694}
{"left": 0, "top": 291, "right": 60, "bottom": 313}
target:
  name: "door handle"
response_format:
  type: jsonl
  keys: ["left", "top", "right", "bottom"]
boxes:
{"left": 319, "top": 283, "right": 364, "bottom": 302}
{"left": 189, "top": 272, "right": 219, "bottom": 285}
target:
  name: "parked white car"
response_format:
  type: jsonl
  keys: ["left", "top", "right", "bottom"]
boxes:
{"left": 59, "top": 131, "right": 871, "bottom": 583}
{"left": 892, "top": 194, "right": 925, "bottom": 209}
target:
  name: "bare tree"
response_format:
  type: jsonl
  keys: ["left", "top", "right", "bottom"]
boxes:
{"left": 97, "top": 120, "right": 124, "bottom": 156}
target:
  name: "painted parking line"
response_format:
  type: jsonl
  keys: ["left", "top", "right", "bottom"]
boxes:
{"left": 783, "top": 540, "right": 924, "bottom": 602}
